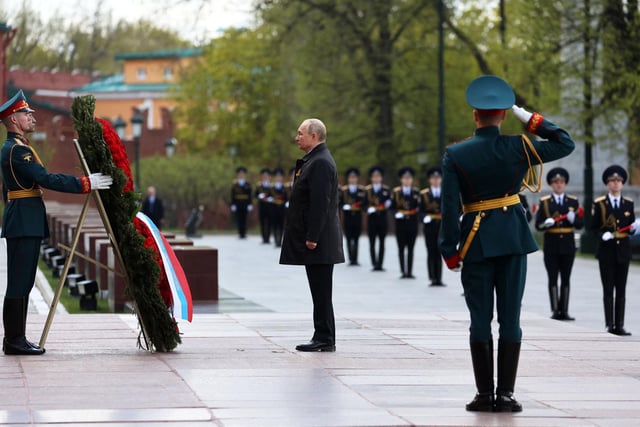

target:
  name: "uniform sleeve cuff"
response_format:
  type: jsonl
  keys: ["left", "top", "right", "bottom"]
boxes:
{"left": 444, "top": 253, "right": 461, "bottom": 269}
{"left": 526, "top": 112, "right": 544, "bottom": 134}
{"left": 80, "top": 176, "right": 91, "bottom": 193}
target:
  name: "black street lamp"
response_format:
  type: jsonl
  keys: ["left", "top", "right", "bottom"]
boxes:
{"left": 113, "top": 116, "right": 126, "bottom": 140}
{"left": 130, "top": 112, "right": 144, "bottom": 189}
{"left": 165, "top": 137, "right": 177, "bottom": 157}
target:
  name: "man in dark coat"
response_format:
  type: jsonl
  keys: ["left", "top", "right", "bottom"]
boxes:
{"left": 141, "top": 186, "right": 164, "bottom": 229}
{"left": 439, "top": 75, "right": 575, "bottom": 412}
{"left": 0, "top": 90, "right": 112, "bottom": 355}
{"left": 280, "top": 118, "right": 344, "bottom": 352}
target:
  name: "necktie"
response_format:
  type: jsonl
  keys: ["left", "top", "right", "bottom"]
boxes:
{"left": 615, "top": 199, "right": 619, "bottom": 209}
{"left": 557, "top": 196, "right": 562, "bottom": 206}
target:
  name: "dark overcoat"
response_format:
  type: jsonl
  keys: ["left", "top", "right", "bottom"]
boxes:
{"left": 280, "top": 143, "right": 345, "bottom": 265}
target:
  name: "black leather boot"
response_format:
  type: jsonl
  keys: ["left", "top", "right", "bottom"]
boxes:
{"left": 466, "top": 341, "right": 494, "bottom": 412}
{"left": 3, "top": 297, "right": 45, "bottom": 356}
{"left": 604, "top": 296, "right": 614, "bottom": 333}
{"left": 614, "top": 298, "right": 631, "bottom": 336}
{"left": 495, "top": 340, "right": 522, "bottom": 412}
{"left": 549, "top": 285, "right": 561, "bottom": 319}
{"left": 22, "top": 297, "right": 43, "bottom": 350}
{"left": 559, "top": 286, "right": 575, "bottom": 321}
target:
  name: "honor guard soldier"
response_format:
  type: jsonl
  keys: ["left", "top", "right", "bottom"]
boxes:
{"left": 535, "top": 168, "right": 583, "bottom": 320}
{"left": 392, "top": 166, "right": 420, "bottom": 279}
{"left": 365, "top": 165, "right": 391, "bottom": 271}
{"left": 1, "top": 90, "right": 113, "bottom": 355}
{"left": 255, "top": 168, "right": 273, "bottom": 244}
{"left": 270, "top": 168, "right": 288, "bottom": 247}
{"left": 439, "top": 76, "right": 575, "bottom": 412}
{"left": 230, "top": 166, "right": 253, "bottom": 239}
{"left": 340, "top": 167, "right": 366, "bottom": 265}
{"left": 591, "top": 165, "right": 639, "bottom": 336}
{"left": 420, "top": 166, "right": 445, "bottom": 286}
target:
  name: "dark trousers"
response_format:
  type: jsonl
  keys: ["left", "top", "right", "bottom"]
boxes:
{"left": 271, "top": 206, "right": 285, "bottom": 247}
{"left": 6, "top": 237, "right": 41, "bottom": 298}
{"left": 344, "top": 213, "right": 362, "bottom": 264}
{"left": 368, "top": 213, "right": 387, "bottom": 268}
{"left": 305, "top": 264, "right": 335, "bottom": 344}
{"left": 258, "top": 204, "right": 271, "bottom": 243}
{"left": 424, "top": 223, "right": 442, "bottom": 283}
{"left": 598, "top": 249, "right": 630, "bottom": 327}
{"left": 235, "top": 208, "right": 248, "bottom": 238}
{"left": 461, "top": 255, "right": 527, "bottom": 342}
{"left": 395, "top": 218, "right": 417, "bottom": 275}
{"left": 543, "top": 250, "right": 575, "bottom": 311}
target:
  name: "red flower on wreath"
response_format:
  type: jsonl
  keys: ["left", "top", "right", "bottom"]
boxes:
{"left": 96, "top": 117, "right": 134, "bottom": 193}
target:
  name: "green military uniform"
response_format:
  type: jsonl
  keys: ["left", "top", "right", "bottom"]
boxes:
{"left": 439, "top": 76, "right": 575, "bottom": 412}
{"left": 1, "top": 90, "right": 91, "bottom": 356}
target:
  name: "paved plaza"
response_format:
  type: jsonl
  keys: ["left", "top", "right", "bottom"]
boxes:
{"left": 1, "top": 231, "right": 640, "bottom": 426}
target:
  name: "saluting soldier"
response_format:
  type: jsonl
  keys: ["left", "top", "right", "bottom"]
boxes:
{"left": 230, "top": 166, "right": 253, "bottom": 239}
{"left": 1, "top": 90, "right": 113, "bottom": 355}
{"left": 391, "top": 167, "right": 420, "bottom": 279}
{"left": 420, "top": 166, "right": 445, "bottom": 286}
{"left": 340, "top": 167, "right": 366, "bottom": 265}
{"left": 535, "top": 168, "right": 583, "bottom": 321}
{"left": 270, "top": 168, "right": 288, "bottom": 247}
{"left": 591, "top": 165, "right": 639, "bottom": 336}
{"left": 439, "top": 76, "right": 575, "bottom": 412}
{"left": 365, "top": 165, "right": 391, "bottom": 271}
{"left": 255, "top": 168, "right": 273, "bottom": 244}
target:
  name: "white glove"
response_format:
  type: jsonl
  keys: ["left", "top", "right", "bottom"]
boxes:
{"left": 267, "top": 197, "right": 274, "bottom": 203}
{"left": 544, "top": 217, "right": 555, "bottom": 228}
{"left": 88, "top": 173, "right": 112, "bottom": 190}
{"left": 452, "top": 261, "right": 463, "bottom": 273}
{"left": 342, "top": 204, "right": 351, "bottom": 211}
{"left": 384, "top": 200, "right": 392, "bottom": 208}
{"left": 247, "top": 204, "right": 253, "bottom": 212}
{"left": 394, "top": 212, "right": 404, "bottom": 219}
{"left": 230, "top": 204, "right": 237, "bottom": 212}
{"left": 631, "top": 219, "right": 640, "bottom": 232}
{"left": 258, "top": 193, "right": 266, "bottom": 200}
{"left": 423, "top": 215, "right": 432, "bottom": 224}
{"left": 512, "top": 105, "right": 533, "bottom": 124}
{"left": 602, "top": 231, "right": 614, "bottom": 241}
{"left": 285, "top": 201, "right": 289, "bottom": 208}
{"left": 566, "top": 210, "right": 575, "bottom": 224}
{"left": 367, "top": 206, "right": 376, "bottom": 214}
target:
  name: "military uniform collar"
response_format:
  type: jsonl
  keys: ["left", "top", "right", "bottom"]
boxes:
{"left": 303, "top": 142, "right": 327, "bottom": 160}
{"left": 7, "top": 132, "right": 28, "bottom": 145}
{"left": 474, "top": 126, "right": 500, "bottom": 137}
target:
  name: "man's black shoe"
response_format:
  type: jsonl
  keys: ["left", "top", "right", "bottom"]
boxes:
{"left": 295, "top": 340, "right": 335, "bottom": 352}
{"left": 430, "top": 281, "right": 446, "bottom": 287}
{"left": 3, "top": 337, "right": 45, "bottom": 355}
{"left": 613, "top": 327, "right": 632, "bottom": 336}
{"left": 559, "top": 312, "right": 575, "bottom": 321}
{"left": 465, "top": 393, "right": 494, "bottom": 412}
{"left": 494, "top": 393, "right": 522, "bottom": 412}
{"left": 550, "top": 311, "right": 562, "bottom": 320}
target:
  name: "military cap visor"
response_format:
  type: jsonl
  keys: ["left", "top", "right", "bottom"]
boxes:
{"left": 369, "top": 165, "right": 384, "bottom": 176}
{"left": 273, "top": 167, "right": 284, "bottom": 176}
{"left": 0, "top": 90, "right": 35, "bottom": 120}
{"left": 602, "top": 165, "right": 627, "bottom": 184}
{"left": 398, "top": 166, "right": 415, "bottom": 178}
{"left": 546, "top": 167, "right": 569, "bottom": 184}
{"left": 465, "top": 75, "right": 515, "bottom": 111}
{"left": 235, "top": 166, "right": 247, "bottom": 174}
{"left": 260, "top": 168, "right": 271, "bottom": 175}
{"left": 345, "top": 167, "right": 360, "bottom": 177}
{"left": 427, "top": 167, "right": 442, "bottom": 178}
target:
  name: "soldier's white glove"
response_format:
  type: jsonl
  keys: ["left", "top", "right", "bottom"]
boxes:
{"left": 423, "top": 215, "right": 432, "bottom": 224}
{"left": 630, "top": 219, "right": 640, "bottom": 232}
{"left": 267, "top": 197, "right": 274, "bottom": 203}
{"left": 285, "top": 201, "right": 289, "bottom": 208}
{"left": 566, "top": 210, "right": 575, "bottom": 224}
{"left": 258, "top": 193, "right": 266, "bottom": 200}
{"left": 247, "top": 205, "right": 253, "bottom": 212}
{"left": 512, "top": 105, "right": 533, "bottom": 124}
{"left": 342, "top": 204, "right": 351, "bottom": 211}
{"left": 367, "top": 206, "right": 376, "bottom": 214}
{"left": 394, "top": 212, "right": 404, "bottom": 219}
{"left": 384, "top": 199, "right": 392, "bottom": 208}
{"left": 544, "top": 217, "right": 555, "bottom": 228}
{"left": 230, "top": 204, "right": 237, "bottom": 212}
{"left": 602, "top": 231, "right": 614, "bottom": 241}
{"left": 88, "top": 173, "right": 112, "bottom": 190}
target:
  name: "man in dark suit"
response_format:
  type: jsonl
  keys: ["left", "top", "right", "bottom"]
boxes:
{"left": 230, "top": 166, "right": 252, "bottom": 239}
{"left": 535, "top": 168, "right": 584, "bottom": 321}
{"left": 0, "top": 90, "right": 112, "bottom": 355}
{"left": 365, "top": 165, "right": 391, "bottom": 271}
{"left": 439, "top": 76, "right": 575, "bottom": 412}
{"left": 591, "top": 165, "right": 639, "bottom": 336}
{"left": 420, "top": 166, "right": 444, "bottom": 286}
{"left": 280, "top": 118, "right": 344, "bottom": 352}
{"left": 141, "top": 186, "right": 164, "bottom": 229}
{"left": 340, "top": 167, "right": 366, "bottom": 265}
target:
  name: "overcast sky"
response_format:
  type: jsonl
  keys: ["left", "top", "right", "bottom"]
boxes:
{"left": 1, "top": 0, "right": 256, "bottom": 44}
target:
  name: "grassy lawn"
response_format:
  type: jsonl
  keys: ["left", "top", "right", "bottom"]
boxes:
{"left": 38, "top": 260, "right": 111, "bottom": 314}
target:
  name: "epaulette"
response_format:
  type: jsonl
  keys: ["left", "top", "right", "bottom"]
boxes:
{"left": 393, "top": 186, "right": 401, "bottom": 192}
{"left": 540, "top": 195, "right": 551, "bottom": 201}
{"left": 566, "top": 194, "right": 578, "bottom": 200}
{"left": 358, "top": 184, "right": 366, "bottom": 190}
{"left": 365, "top": 184, "right": 372, "bottom": 190}
{"left": 420, "top": 188, "right": 430, "bottom": 195}
{"left": 623, "top": 196, "right": 633, "bottom": 202}
{"left": 340, "top": 185, "right": 348, "bottom": 191}
{"left": 594, "top": 196, "right": 606, "bottom": 203}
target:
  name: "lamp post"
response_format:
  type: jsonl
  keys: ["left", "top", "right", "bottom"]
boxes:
{"left": 165, "top": 137, "right": 177, "bottom": 157}
{"left": 130, "top": 112, "right": 143, "bottom": 190}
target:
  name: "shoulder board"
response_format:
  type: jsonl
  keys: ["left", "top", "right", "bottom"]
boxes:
{"left": 420, "top": 188, "right": 430, "bottom": 195}
{"left": 392, "top": 186, "right": 401, "bottom": 192}
{"left": 594, "top": 196, "right": 606, "bottom": 202}
{"left": 540, "top": 195, "right": 551, "bottom": 201}
{"left": 623, "top": 196, "right": 633, "bottom": 202}
{"left": 566, "top": 194, "right": 578, "bottom": 200}
{"left": 365, "top": 184, "right": 372, "bottom": 190}
{"left": 448, "top": 137, "right": 471, "bottom": 147}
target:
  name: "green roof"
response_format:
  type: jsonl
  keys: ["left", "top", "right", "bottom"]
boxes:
{"left": 72, "top": 74, "right": 171, "bottom": 93}
{"left": 114, "top": 48, "right": 202, "bottom": 61}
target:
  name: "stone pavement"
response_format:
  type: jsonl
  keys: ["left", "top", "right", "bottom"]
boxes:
{"left": 0, "top": 231, "right": 640, "bottom": 426}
